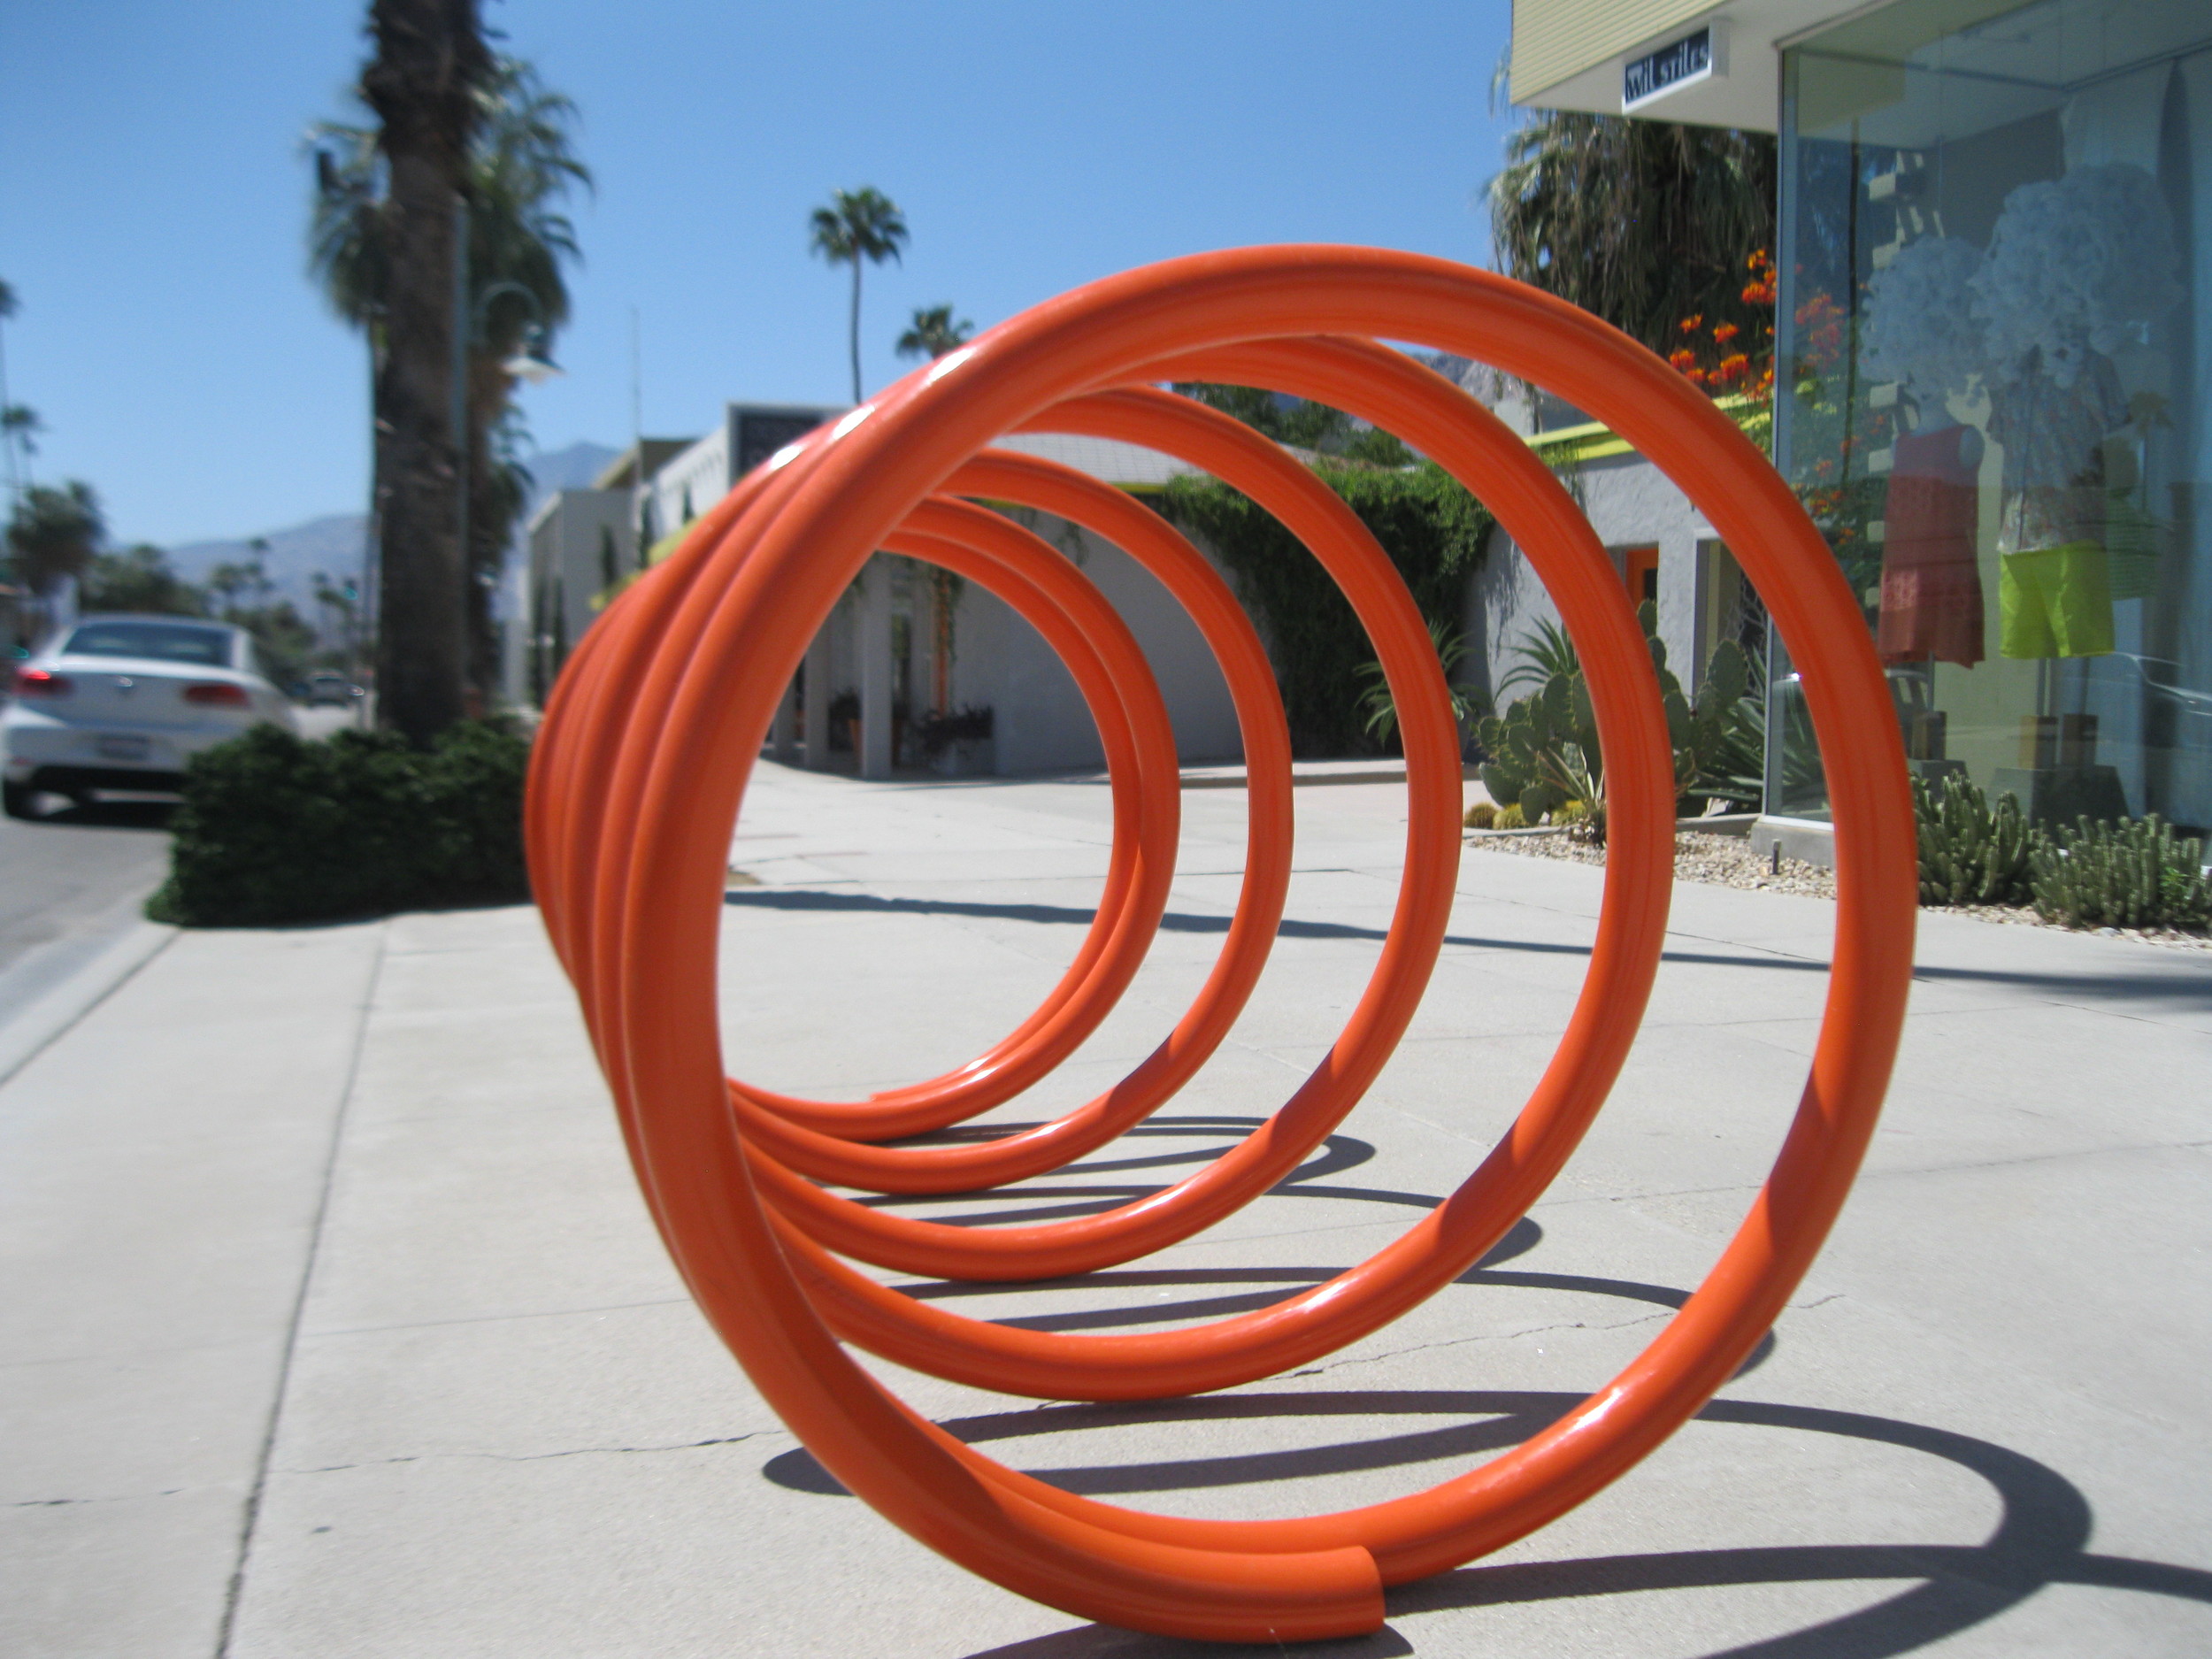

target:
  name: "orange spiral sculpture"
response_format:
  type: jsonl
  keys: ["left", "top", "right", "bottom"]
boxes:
{"left": 526, "top": 247, "right": 1916, "bottom": 1644}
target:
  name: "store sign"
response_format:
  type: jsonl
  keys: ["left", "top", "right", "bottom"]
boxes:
{"left": 1623, "top": 25, "right": 1725, "bottom": 112}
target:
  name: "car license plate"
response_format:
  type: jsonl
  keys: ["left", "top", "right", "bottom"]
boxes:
{"left": 96, "top": 734, "right": 151, "bottom": 761}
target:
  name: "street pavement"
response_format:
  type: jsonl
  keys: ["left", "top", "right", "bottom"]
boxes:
{"left": 0, "top": 703, "right": 359, "bottom": 985}
{"left": 2, "top": 759, "right": 2208, "bottom": 1656}
{"left": 0, "top": 801, "right": 173, "bottom": 982}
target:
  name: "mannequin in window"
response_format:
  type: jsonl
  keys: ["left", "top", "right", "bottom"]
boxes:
{"left": 1878, "top": 393, "right": 1985, "bottom": 667}
{"left": 1988, "top": 347, "right": 2127, "bottom": 660}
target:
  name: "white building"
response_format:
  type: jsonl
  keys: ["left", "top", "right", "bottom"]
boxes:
{"left": 1453, "top": 376, "right": 1768, "bottom": 712}
{"left": 639, "top": 404, "right": 845, "bottom": 563}
{"left": 780, "top": 429, "right": 1241, "bottom": 780}
{"left": 527, "top": 381, "right": 1769, "bottom": 787}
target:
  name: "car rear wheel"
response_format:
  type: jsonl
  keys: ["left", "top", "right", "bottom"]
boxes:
{"left": 3, "top": 780, "right": 39, "bottom": 820}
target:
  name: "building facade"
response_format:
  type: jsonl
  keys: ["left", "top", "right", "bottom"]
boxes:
{"left": 639, "top": 404, "right": 845, "bottom": 564}
{"left": 1514, "top": 0, "right": 2212, "bottom": 844}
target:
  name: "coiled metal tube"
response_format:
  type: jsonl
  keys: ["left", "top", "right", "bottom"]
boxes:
{"left": 526, "top": 246, "right": 1916, "bottom": 1644}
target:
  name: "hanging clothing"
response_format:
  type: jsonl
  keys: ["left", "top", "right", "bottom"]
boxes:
{"left": 2103, "top": 484, "right": 2168, "bottom": 601}
{"left": 1987, "top": 352, "right": 2129, "bottom": 553}
{"left": 2000, "top": 541, "right": 2117, "bottom": 659}
{"left": 1988, "top": 351, "right": 2126, "bottom": 658}
{"left": 1878, "top": 423, "right": 1985, "bottom": 666}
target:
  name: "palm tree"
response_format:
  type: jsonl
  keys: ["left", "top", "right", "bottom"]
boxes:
{"left": 306, "top": 0, "right": 489, "bottom": 742}
{"left": 6, "top": 481, "right": 104, "bottom": 624}
{"left": 895, "top": 303, "right": 972, "bottom": 363}
{"left": 0, "top": 279, "right": 27, "bottom": 499}
{"left": 809, "top": 187, "right": 909, "bottom": 403}
{"left": 1487, "top": 96, "right": 1774, "bottom": 359}
{"left": 0, "top": 404, "right": 41, "bottom": 489}
{"left": 312, "top": 43, "right": 586, "bottom": 719}
{"left": 888, "top": 301, "right": 972, "bottom": 714}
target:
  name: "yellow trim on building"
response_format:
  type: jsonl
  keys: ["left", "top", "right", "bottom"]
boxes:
{"left": 1524, "top": 391, "right": 1770, "bottom": 465}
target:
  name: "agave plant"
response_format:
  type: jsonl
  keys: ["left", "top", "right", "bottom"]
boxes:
{"left": 1355, "top": 618, "right": 1487, "bottom": 747}
{"left": 1477, "top": 602, "right": 1757, "bottom": 839}
{"left": 1494, "top": 614, "right": 1580, "bottom": 698}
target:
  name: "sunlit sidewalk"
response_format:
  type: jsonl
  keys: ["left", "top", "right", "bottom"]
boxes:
{"left": 4, "top": 760, "right": 2209, "bottom": 1656}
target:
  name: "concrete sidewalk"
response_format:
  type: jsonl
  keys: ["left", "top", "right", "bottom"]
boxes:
{"left": 4, "top": 759, "right": 2208, "bottom": 1656}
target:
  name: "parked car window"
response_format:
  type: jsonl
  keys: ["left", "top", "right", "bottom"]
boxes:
{"left": 64, "top": 621, "right": 233, "bottom": 666}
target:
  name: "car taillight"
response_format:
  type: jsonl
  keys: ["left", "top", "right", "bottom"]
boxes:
{"left": 183, "top": 681, "right": 252, "bottom": 708}
{"left": 14, "top": 668, "right": 70, "bottom": 697}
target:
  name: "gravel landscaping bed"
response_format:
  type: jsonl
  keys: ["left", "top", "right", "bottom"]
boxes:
{"left": 1466, "top": 827, "right": 2212, "bottom": 950}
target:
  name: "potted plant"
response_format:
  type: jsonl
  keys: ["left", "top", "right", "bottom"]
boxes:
{"left": 913, "top": 704, "right": 995, "bottom": 776}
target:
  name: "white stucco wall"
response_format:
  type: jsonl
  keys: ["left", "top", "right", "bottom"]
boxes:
{"left": 941, "top": 511, "right": 1242, "bottom": 774}
{"left": 526, "top": 488, "right": 634, "bottom": 669}
{"left": 1468, "top": 449, "right": 1732, "bottom": 697}
{"left": 646, "top": 427, "right": 729, "bottom": 545}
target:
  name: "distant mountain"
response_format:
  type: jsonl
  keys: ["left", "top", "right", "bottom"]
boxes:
{"left": 166, "top": 513, "right": 368, "bottom": 619}
{"left": 523, "top": 440, "right": 620, "bottom": 507}
{"left": 162, "top": 440, "right": 619, "bottom": 630}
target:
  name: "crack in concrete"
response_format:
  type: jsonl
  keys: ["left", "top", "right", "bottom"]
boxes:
{"left": 1271, "top": 1289, "right": 1847, "bottom": 1386}
{"left": 11, "top": 1487, "right": 191, "bottom": 1509}
{"left": 278, "top": 1429, "right": 785, "bottom": 1477}
{"left": 1280, "top": 1307, "right": 1679, "bottom": 1380}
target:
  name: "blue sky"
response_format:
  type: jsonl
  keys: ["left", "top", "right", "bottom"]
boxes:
{"left": 0, "top": 2, "right": 1518, "bottom": 548}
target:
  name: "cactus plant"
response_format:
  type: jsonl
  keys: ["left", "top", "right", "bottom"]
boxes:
{"left": 1913, "top": 772, "right": 2038, "bottom": 906}
{"left": 1474, "top": 601, "right": 1755, "bottom": 840}
{"left": 2029, "top": 814, "right": 2212, "bottom": 931}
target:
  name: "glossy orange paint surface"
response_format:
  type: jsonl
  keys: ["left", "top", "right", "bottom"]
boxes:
{"left": 526, "top": 248, "right": 1916, "bottom": 1644}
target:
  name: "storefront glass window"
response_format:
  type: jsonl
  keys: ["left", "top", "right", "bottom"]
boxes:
{"left": 1776, "top": 0, "right": 2212, "bottom": 835}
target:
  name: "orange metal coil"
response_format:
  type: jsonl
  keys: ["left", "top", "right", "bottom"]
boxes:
{"left": 526, "top": 247, "right": 1917, "bottom": 1645}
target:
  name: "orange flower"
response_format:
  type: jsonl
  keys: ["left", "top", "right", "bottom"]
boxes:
{"left": 1714, "top": 352, "right": 1751, "bottom": 384}
{"left": 1679, "top": 312, "right": 1704, "bottom": 335}
{"left": 1740, "top": 250, "right": 1778, "bottom": 308}
{"left": 1712, "top": 321, "right": 1740, "bottom": 344}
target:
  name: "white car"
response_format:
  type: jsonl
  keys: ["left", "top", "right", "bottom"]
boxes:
{"left": 4, "top": 615, "right": 297, "bottom": 818}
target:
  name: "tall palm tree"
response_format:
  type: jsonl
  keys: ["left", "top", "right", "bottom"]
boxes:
{"left": 0, "top": 279, "right": 27, "bottom": 499}
{"left": 809, "top": 187, "right": 908, "bottom": 403}
{"left": 312, "top": 45, "right": 586, "bottom": 717}
{"left": 310, "top": 0, "right": 489, "bottom": 741}
{"left": 1488, "top": 101, "right": 1774, "bottom": 360}
{"left": 895, "top": 303, "right": 972, "bottom": 363}
{"left": 6, "top": 481, "right": 104, "bottom": 616}
{"left": 0, "top": 404, "right": 40, "bottom": 492}
{"left": 890, "top": 302, "right": 974, "bottom": 713}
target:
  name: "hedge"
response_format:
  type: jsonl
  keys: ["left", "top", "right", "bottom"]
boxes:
{"left": 146, "top": 720, "right": 531, "bottom": 926}
{"left": 1158, "top": 460, "right": 1493, "bottom": 756}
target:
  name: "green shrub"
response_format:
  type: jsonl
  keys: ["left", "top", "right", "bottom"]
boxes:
{"left": 2029, "top": 814, "right": 2211, "bottom": 932}
{"left": 147, "top": 721, "right": 531, "bottom": 926}
{"left": 1914, "top": 772, "right": 2037, "bottom": 906}
{"left": 1159, "top": 460, "right": 1494, "bottom": 756}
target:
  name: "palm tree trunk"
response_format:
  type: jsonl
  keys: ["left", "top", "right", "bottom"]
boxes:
{"left": 361, "top": 0, "right": 487, "bottom": 742}
{"left": 848, "top": 259, "right": 863, "bottom": 404}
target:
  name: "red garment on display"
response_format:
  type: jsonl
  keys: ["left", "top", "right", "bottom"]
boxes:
{"left": 1878, "top": 423, "right": 1985, "bottom": 667}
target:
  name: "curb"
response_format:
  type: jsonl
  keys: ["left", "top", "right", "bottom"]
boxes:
{"left": 0, "top": 918, "right": 178, "bottom": 1089}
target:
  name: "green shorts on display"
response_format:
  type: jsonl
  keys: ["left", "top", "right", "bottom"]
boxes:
{"left": 1999, "top": 540, "right": 2115, "bottom": 659}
